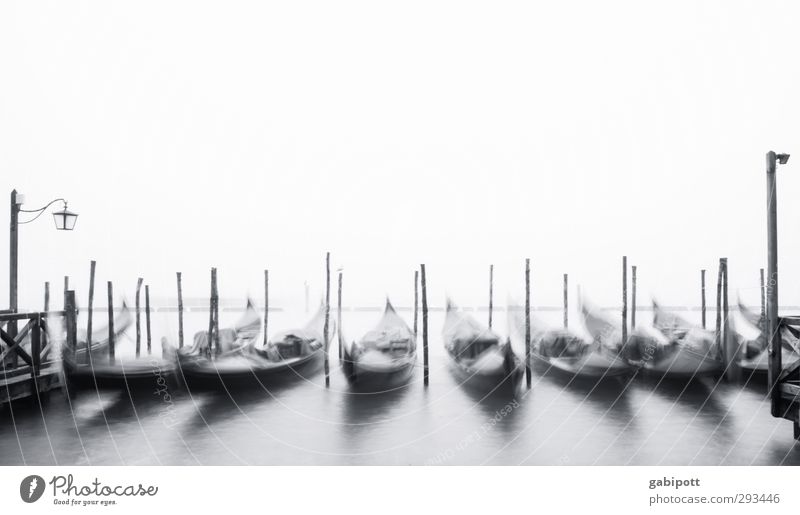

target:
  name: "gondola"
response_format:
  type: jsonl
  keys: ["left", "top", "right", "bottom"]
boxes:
{"left": 639, "top": 301, "right": 723, "bottom": 377}
{"left": 174, "top": 300, "right": 264, "bottom": 388}
{"left": 341, "top": 299, "right": 416, "bottom": 391}
{"left": 177, "top": 302, "right": 334, "bottom": 388}
{"left": 734, "top": 298, "right": 799, "bottom": 375}
{"left": 509, "top": 305, "right": 630, "bottom": 379}
{"left": 61, "top": 303, "right": 172, "bottom": 390}
{"left": 444, "top": 300, "right": 522, "bottom": 392}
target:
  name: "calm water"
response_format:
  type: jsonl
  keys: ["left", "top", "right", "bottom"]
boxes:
{"left": 1, "top": 308, "right": 799, "bottom": 465}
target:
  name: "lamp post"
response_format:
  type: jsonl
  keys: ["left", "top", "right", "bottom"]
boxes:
{"left": 766, "top": 152, "right": 790, "bottom": 417}
{"left": 8, "top": 189, "right": 78, "bottom": 336}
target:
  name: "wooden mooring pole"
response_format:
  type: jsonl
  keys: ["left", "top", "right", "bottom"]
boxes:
{"left": 721, "top": 258, "right": 737, "bottom": 382}
{"left": 176, "top": 272, "right": 184, "bottom": 348}
{"left": 135, "top": 277, "right": 143, "bottom": 358}
{"left": 63, "top": 276, "right": 69, "bottom": 309}
{"left": 86, "top": 260, "right": 96, "bottom": 364}
{"left": 264, "top": 270, "right": 269, "bottom": 348}
{"left": 44, "top": 282, "right": 50, "bottom": 312}
{"left": 145, "top": 285, "right": 152, "bottom": 355}
{"left": 323, "top": 253, "right": 331, "bottom": 387}
{"left": 337, "top": 269, "right": 343, "bottom": 361}
{"left": 212, "top": 268, "right": 220, "bottom": 356}
{"left": 631, "top": 265, "right": 637, "bottom": 329}
{"left": 524, "top": 258, "right": 531, "bottom": 388}
{"left": 716, "top": 260, "right": 723, "bottom": 349}
{"left": 207, "top": 268, "right": 215, "bottom": 358}
{"left": 413, "top": 270, "right": 419, "bottom": 338}
{"left": 107, "top": 281, "right": 115, "bottom": 364}
{"left": 563, "top": 273, "right": 568, "bottom": 328}
{"left": 488, "top": 264, "right": 494, "bottom": 330}
{"left": 760, "top": 267, "right": 766, "bottom": 328}
{"left": 701, "top": 269, "right": 707, "bottom": 329}
{"left": 622, "top": 256, "right": 628, "bottom": 343}
{"left": 421, "top": 263, "right": 429, "bottom": 386}
{"left": 65, "top": 291, "right": 77, "bottom": 357}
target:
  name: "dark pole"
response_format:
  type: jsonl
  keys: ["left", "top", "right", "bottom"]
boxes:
{"left": 145, "top": 285, "right": 152, "bottom": 355}
{"left": 766, "top": 151, "right": 782, "bottom": 416}
{"left": 421, "top": 263, "right": 429, "bottom": 386}
{"left": 631, "top": 265, "right": 637, "bottom": 329}
{"left": 86, "top": 260, "right": 96, "bottom": 365}
{"left": 135, "top": 277, "right": 143, "bottom": 358}
{"left": 9, "top": 190, "right": 19, "bottom": 338}
{"left": 213, "top": 269, "right": 220, "bottom": 356}
{"left": 107, "top": 281, "right": 115, "bottom": 364}
{"left": 63, "top": 276, "right": 69, "bottom": 309}
{"left": 701, "top": 269, "right": 706, "bottom": 329}
{"left": 524, "top": 258, "right": 531, "bottom": 388}
{"left": 323, "top": 253, "right": 331, "bottom": 387}
{"left": 264, "top": 270, "right": 269, "bottom": 348}
{"left": 176, "top": 272, "right": 184, "bottom": 348}
{"left": 622, "top": 256, "right": 628, "bottom": 343}
{"left": 716, "top": 259, "right": 723, "bottom": 349}
{"left": 721, "top": 258, "right": 736, "bottom": 381}
{"left": 488, "top": 264, "right": 494, "bottom": 329}
{"left": 207, "top": 268, "right": 215, "bottom": 358}
{"left": 337, "top": 270, "right": 343, "bottom": 360}
{"left": 44, "top": 281, "right": 50, "bottom": 312}
{"left": 563, "top": 273, "right": 568, "bottom": 329}
{"left": 413, "top": 270, "right": 419, "bottom": 338}
{"left": 760, "top": 267, "right": 766, "bottom": 329}
{"left": 65, "top": 291, "right": 77, "bottom": 358}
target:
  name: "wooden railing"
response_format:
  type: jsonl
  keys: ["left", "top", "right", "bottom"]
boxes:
{"left": 0, "top": 291, "right": 77, "bottom": 404}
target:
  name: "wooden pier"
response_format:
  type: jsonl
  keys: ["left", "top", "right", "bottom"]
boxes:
{"left": 0, "top": 297, "right": 76, "bottom": 404}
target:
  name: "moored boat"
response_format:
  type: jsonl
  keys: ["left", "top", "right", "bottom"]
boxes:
{"left": 174, "top": 300, "right": 264, "bottom": 387}
{"left": 509, "top": 305, "right": 630, "bottom": 379}
{"left": 341, "top": 299, "right": 416, "bottom": 391}
{"left": 641, "top": 301, "right": 723, "bottom": 377}
{"left": 734, "top": 298, "right": 800, "bottom": 375}
{"left": 444, "top": 300, "right": 523, "bottom": 392}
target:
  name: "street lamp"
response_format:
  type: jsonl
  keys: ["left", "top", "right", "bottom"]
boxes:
{"left": 8, "top": 189, "right": 78, "bottom": 331}
{"left": 766, "top": 151, "right": 790, "bottom": 417}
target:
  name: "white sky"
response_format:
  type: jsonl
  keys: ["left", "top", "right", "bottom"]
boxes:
{"left": 1, "top": 0, "right": 800, "bottom": 313}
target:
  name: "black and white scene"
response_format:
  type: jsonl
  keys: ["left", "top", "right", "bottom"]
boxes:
{"left": 2, "top": 0, "right": 800, "bottom": 469}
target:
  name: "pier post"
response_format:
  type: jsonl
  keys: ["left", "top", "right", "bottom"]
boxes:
{"left": 63, "top": 276, "right": 69, "bottom": 309}
{"left": 716, "top": 260, "right": 723, "bottom": 349}
{"left": 176, "top": 272, "right": 184, "bottom": 348}
{"left": 721, "top": 258, "right": 738, "bottom": 382}
{"left": 421, "top": 263, "right": 429, "bottom": 386}
{"left": 760, "top": 268, "right": 766, "bottom": 329}
{"left": 631, "top": 265, "right": 637, "bottom": 329}
{"left": 145, "top": 285, "right": 152, "bottom": 355}
{"left": 337, "top": 269, "right": 343, "bottom": 361}
{"left": 207, "top": 268, "right": 215, "bottom": 358}
{"left": 212, "top": 269, "right": 220, "bottom": 356}
{"left": 701, "top": 269, "right": 706, "bottom": 329}
{"left": 413, "top": 270, "right": 419, "bottom": 338}
{"left": 135, "top": 277, "right": 143, "bottom": 358}
{"left": 44, "top": 282, "right": 50, "bottom": 312}
{"left": 65, "top": 291, "right": 77, "bottom": 357}
{"left": 488, "top": 264, "right": 494, "bottom": 329}
{"left": 264, "top": 270, "right": 269, "bottom": 348}
{"left": 525, "top": 258, "right": 531, "bottom": 388}
{"left": 622, "top": 256, "right": 628, "bottom": 343}
{"left": 86, "top": 260, "right": 96, "bottom": 365}
{"left": 107, "top": 281, "right": 115, "bottom": 364}
{"left": 563, "top": 273, "right": 568, "bottom": 329}
{"left": 323, "top": 253, "right": 331, "bottom": 387}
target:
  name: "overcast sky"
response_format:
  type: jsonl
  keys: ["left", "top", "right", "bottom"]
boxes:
{"left": 1, "top": 0, "right": 799, "bottom": 315}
